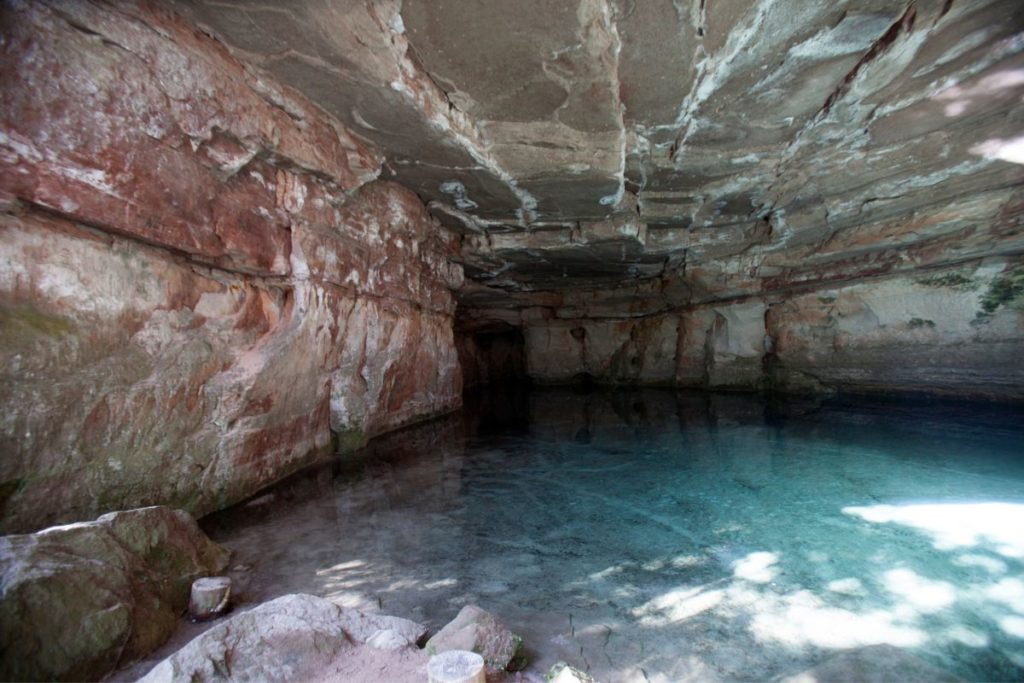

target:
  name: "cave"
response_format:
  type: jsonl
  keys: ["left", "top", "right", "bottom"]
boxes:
{"left": 1, "top": 1, "right": 1023, "bottom": 681}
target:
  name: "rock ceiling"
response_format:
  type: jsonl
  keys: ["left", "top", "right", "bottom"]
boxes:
{"left": 172, "top": 0, "right": 1024, "bottom": 313}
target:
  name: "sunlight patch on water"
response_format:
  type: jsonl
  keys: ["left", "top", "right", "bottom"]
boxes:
{"left": 732, "top": 551, "right": 780, "bottom": 583}
{"left": 882, "top": 568, "right": 957, "bottom": 613}
{"left": 749, "top": 589, "right": 927, "bottom": 649}
{"left": 1001, "top": 616, "right": 1024, "bottom": 638}
{"left": 843, "top": 502, "right": 1024, "bottom": 558}
{"left": 633, "top": 585, "right": 727, "bottom": 624}
{"left": 206, "top": 390, "right": 1024, "bottom": 681}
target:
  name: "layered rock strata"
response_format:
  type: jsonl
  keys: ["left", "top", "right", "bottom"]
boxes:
{"left": 517, "top": 258, "right": 1024, "bottom": 398}
{"left": 0, "top": 0, "right": 463, "bottom": 533}
{"left": 2, "top": 0, "right": 1023, "bottom": 530}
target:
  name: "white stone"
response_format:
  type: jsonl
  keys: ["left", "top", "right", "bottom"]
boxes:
{"left": 188, "top": 576, "right": 231, "bottom": 620}
{"left": 427, "top": 650, "right": 485, "bottom": 683}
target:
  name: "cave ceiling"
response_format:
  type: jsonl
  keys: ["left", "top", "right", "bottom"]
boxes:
{"left": 171, "top": 0, "right": 1024, "bottom": 312}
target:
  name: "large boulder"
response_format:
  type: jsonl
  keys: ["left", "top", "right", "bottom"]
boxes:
{"left": 139, "top": 593, "right": 429, "bottom": 683}
{"left": 0, "top": 506, "right": 229, "bottom": 681}
{"left": 425, "top": 605, "right": 526, "bottom": 672}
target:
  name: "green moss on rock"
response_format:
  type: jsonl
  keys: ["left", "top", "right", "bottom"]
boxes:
{"left": 916, "top": 272, "right": 976, "bottom": 290}
{"left": 979, "top": 268, "right": 1024, "bottom": 315}
{"left": 0, "top": 305, "right": 76, "bottom": 341}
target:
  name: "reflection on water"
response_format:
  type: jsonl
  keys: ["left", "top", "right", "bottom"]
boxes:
{"left": 203, "top": 388, "right": 1024, "bottom": 682}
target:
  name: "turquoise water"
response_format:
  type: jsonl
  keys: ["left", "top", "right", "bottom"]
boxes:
{"left": 205, "top": 389, "right": 1024, "bottom": 681}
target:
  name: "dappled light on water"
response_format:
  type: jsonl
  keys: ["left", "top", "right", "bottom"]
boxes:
{"left": 845, "top": 502, "right": 1024, "bottom": 558}
{"left": 204, "top": 390, "right": 1024, "bottom": 682}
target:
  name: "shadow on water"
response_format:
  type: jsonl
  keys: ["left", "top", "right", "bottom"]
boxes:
{"left": 200, "top": 386, "right": 1024, "bottom": 682}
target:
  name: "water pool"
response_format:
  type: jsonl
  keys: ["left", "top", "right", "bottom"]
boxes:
{"left": 202, "top": 388, "right": 1024, "bottom": 681}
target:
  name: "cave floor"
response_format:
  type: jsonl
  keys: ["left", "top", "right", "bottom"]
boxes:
{"left": 138, "top": 389, "right": 1024, "bottom": 681}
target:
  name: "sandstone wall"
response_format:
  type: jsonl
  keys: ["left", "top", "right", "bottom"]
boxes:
{"left": 456, "top": 330, "right": 527, "bottom": 390}
{"left": 523, "top": 258, "right": 1024, "bottom": 400}
{"left": 0, "top": 1, "right": 462, "bottom": 532}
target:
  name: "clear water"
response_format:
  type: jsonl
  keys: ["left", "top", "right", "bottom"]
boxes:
{"left": 203, "top": 388, "right": 1024, "bottom": 682}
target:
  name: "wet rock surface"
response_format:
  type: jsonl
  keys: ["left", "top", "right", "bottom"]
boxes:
{"left": 0, "top": 506, "right": 229, "bottom": 682}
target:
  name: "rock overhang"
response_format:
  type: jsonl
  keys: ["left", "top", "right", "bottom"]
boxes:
{"left": 166, "top": 0, "right": 1023, "bottom": 312}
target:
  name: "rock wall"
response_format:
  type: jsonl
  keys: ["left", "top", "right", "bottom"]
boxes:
{"left": 0, "top": 0, "right": 462, "bottom": 533}
{"left": 522, "top": 258, "right": 1024, "bottom": 400}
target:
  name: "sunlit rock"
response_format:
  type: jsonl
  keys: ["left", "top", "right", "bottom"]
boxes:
{"left": 139, "top": 594, "right": 429, "bottom": 683}
{"left": 427, "top": 650, "right": 486, "bottom": 683}
{"left": 426, "top": 605, "right": 527, "bottom": 672}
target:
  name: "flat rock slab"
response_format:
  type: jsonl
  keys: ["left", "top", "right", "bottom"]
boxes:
{"left": 139, "top": 593, "right": 430, "bottom": 683}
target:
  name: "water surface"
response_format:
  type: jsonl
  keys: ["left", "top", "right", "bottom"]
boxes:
{"left": 204, "top": 388, "right": 1024, "bottom": 681}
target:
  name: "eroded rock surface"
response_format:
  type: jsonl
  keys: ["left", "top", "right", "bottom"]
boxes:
{"left": 166, "top": 0, "right": 1024, "bottom": 397}
{"left": 0, "top": 506, "right": 229, "bottom": 682}
{"left": 139, "top": 593, "right": 429, "bottom": 683}
{"left": 521, "top": 258, "right": 1024, "bottom": 397}
{"left": 171, "top": 0, "right": 1023, "bottom": 290}
{"left": 0, "top": 1, "right": 462, "bottom": 533}
{"left": 1, "top": 0, "right": 1022, "bottom": 535}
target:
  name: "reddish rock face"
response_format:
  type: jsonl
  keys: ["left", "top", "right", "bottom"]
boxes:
{"left": 0, "top": 0, "right": 379, "bottom": 276}
{"left": 0, "top": 1, "right": 460, "bottom": 533}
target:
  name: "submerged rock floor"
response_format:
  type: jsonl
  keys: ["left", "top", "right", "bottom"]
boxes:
{"left": 124, "top": 388, "right": 1024, "bottom": 682}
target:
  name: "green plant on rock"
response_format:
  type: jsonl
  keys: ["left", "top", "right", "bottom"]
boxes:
{"left": 978, "top": 268, "right": 1024, "bottom": 316}
{"left": 908, "top": 318, "right": 935, "bottom": 328}
{"left": 916, "top": 272, "right": 976, "bottom": 290}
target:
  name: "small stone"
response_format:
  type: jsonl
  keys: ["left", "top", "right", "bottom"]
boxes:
{"left": 547, "top": 661, "right": 595, "bottom": 683}
{"left": 427, "top": 650, "right": 486, "bottom": 683}
{"left": 366, "top": 628, "right": 410, "bottom": 651}
{"left": 426, "top": 604, "right": 527, "bottom": 672}
{"left": 188, "top": 576, "right": 232, "bottom": 621}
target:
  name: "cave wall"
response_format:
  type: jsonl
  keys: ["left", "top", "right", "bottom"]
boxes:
{"left": 523, "top": 257, "right": 1024, "bottom": 399}
{"left": 0, "top": 0, "right": 462, "bottom": 533}
{"left": 455, "top": 330, "right": 527, "bottom": 390}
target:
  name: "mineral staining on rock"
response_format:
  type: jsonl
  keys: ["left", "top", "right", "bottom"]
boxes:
{"left": 0, "top": 507, "right": 229, "bottom": 682}
{"left": 169, "top": 0, "right": 1022, "bottom": 398}
{"left": 0, "top": 1, "right": 461, "bottom": 533}
{"left": 2, "top": 2, "right": 1021, "bottom": 681}
{"left": 0, "top": 0, "right": 1022, "bottom": 557}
